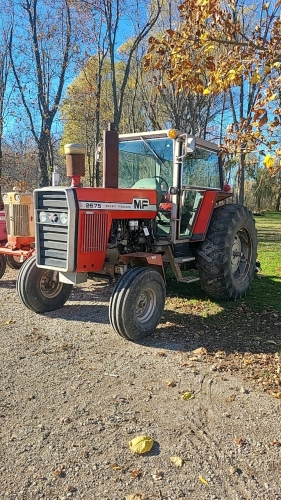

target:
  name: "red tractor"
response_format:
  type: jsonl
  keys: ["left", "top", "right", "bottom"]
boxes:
{"left": 17, "top": 124, "right": 257, "bottom": 341}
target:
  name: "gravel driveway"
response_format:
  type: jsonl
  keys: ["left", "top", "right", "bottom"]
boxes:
{"left": 1, "top": 267, "right": 281, "bottom": 500}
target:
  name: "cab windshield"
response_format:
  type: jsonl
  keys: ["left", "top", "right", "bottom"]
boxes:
{"left": 118, "top": 137, "right": 174, "bottom": 189}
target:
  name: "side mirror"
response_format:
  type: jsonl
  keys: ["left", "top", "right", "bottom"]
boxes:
{"left": 178, "top": 134, "right": 195, "bottom": 159}
{"left": 184, "top": 137, "right": 195, "bottom": 153}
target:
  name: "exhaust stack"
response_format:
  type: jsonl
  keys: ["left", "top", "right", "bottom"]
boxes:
{"left": 103, "top": 123, "right": 118, "bottom": 188}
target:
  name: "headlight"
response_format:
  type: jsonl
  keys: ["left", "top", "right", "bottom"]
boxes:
{"left": 3, "top": 194, "right": 8, "bottom": 202}
{"left": 39, "top": 211, "right": 47, "bottom": 222}
{"left": 15, "top": 193, "right": 21, "bottom": 201}
{"left": 60, "top": 212, "right": 68, "bottom": 224}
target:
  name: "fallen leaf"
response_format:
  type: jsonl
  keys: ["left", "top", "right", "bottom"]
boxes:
{"left": 269, "top": 440, "right": 281, "bottom": 446}
{"left": 235, "top": 437, "right": 245, "bottom": 447}
{"left": 5, "top": 319, "right": 15, "bottom": 325}
{"left": 54, "top": 465, "right": 64, "bottom": 477}
{"left": 125, "top": 495, "right": 143, "bottom": 500}
{"left": 192, "top": 347, "right": 207, "bottom": 355}
{"left": 111, "top": 463, "right": 122, "bottom": 470}
{"left": 170, "top": 456, "right": 183, "bottom": 467}
{"left": 226, "top": 395, "right": 236, "bottom": 402}
{"left": 263, "top": 339, "right": 278, "bottom": 345}
{"left": 181, "top": 391, "right": 195, "bottom": 400}
{"left": 129, "top": 436, "right": 154, "bottom": 454}
{"left": 272, "top": 392, "right": 281, "bottom": 399}
{"left": 166, "top": 380, "right": 176, "bottom": 387}
{"left": 198, "top": 475, "right": 208, "bottom": 485}
{"left": 131, "top": 468, "right": 142, "bottom": 479}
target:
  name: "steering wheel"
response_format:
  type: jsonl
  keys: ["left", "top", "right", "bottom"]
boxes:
{"left": 153, "top": 176, "right": 169, "bottom": 197}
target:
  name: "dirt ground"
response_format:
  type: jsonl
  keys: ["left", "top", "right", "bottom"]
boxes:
{"left": 1, "top": 267, "right": 281, "bottom": 500}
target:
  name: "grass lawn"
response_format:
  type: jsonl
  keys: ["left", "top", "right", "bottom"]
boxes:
{"left": 253, "top": 211, "right": 281, "bottom": 311}
{"left": 158, "top": 211, "right": 281, "bottom": 397}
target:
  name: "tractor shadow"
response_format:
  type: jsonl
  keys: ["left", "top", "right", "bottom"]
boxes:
{"left": 45, "top": 273, "right": 281, "bottom": 358}
{"left": 0, "top": 278, "right": 17, "bottom": 290}
{"left": 46, "top": 303, "right": 110, "bottom": 325}
{"left": 142, "top": 273, "right": 281, "bottom": 357}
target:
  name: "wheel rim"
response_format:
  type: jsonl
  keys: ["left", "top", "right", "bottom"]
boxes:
{"left": 135, "top": 287, "right": 157, "bottom": 323}
{"left": 231, "top": 227, "right": 252, "bottom": 282}
{"left": 39, "top": 270, "right": 64, "bottom": 298}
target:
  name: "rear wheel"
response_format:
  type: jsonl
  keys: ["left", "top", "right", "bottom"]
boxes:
{"left": 196, "top": 204, "right": 257, "bottom": 300}
{"left": 0, "top": 254, "right": 7, "bottom": 279}
{"left": 17, "top": 256, "right": 73, "bottom": 312}
{"left": 6, "top": 254, "right": 25, "bottom": 270}
{"left": 109, "top": 267, "right": 166, "bottom": 341}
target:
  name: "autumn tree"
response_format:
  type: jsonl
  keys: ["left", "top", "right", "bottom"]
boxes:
{"left": 60, "top": 57, "right": 114, "bottom": 186}
{"left": 7, "top": 0, "right": 74, "bottom": 187}
{"left": 0, "top": 19, "right": 13, "bottom": 203}
{"left": 145, "top": 0, "right": 281, "bottom": 203}
{"left": 60, "top": 0, "right": 163, "bottom": 186}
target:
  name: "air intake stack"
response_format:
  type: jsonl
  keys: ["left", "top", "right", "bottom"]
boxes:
{"left": 64, "top": 143, "right": 86, "bottom": 187}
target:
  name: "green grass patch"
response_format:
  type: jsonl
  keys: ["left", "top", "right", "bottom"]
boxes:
{"left": 249, "top": 211, "right": 281, "bottom": 312}
{"left": 166, "top": 210, "right": 281, "bottom": 314}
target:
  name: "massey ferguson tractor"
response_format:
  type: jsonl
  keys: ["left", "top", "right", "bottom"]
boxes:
{"left": 17, "top": 124, "right": 257, "bottom": 341}
{"left": 0, "top": 188, "right": 35, "bottom": 279}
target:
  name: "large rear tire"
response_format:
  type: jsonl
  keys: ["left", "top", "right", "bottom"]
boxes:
{"left": 0, "top": 254, "right": 7, "bottom": 279}
{"left": 196, "top": 204, "right": 257, "bottom": 300}
{"left": 6, "top": 254, "right": 25, "bottom": 270}
{"left": 109, "top": 267, "right": 166, "bottom": 341}
{"left": 17, "top": 256, "right": 73, "bottom": 312}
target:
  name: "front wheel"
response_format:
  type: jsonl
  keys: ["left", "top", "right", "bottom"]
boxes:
{"left": 17, "top": 256, "right": 73, "bottom": 312}
{"left": 6, "top": 254, "right": 25, "bottom": 270}
{"left": 0, "top": 254, "right": 7, "bottom": 279}
{"left": 109, "top": 267, "right": 166, "bottom": 341}
{"left": 196, "top": 204, "right": 257, "bottom": 300}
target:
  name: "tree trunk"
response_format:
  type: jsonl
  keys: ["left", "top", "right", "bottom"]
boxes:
{"left": 237, "top": 152, "right": 245, "bottom": 205}
{"left": 275, "top": 189, "right": 281, "bottom": 211}
{"left": 38, "top": 133, "right": 51, "bottom": 187}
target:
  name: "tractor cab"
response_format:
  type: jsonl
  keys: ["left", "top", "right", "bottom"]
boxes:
{"left": 118, "top": 129, "right": 229, "bottom": 243}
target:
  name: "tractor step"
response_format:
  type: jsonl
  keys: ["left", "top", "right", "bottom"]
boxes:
{"left": 174, "top": 256, "right": 195, "bottom": 263}
{"left": 178, "top": 276, "right": 200, "bottom": 283}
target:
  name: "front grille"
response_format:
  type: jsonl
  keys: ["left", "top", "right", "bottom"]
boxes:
{"left": 5, "top": 204, "right": 30, "bottom": 236}
{"left": 36, "top": 191, "right": 70, "bottom": 269}
{"left": 82, "top": 212, "right": 108, "bottom": 252}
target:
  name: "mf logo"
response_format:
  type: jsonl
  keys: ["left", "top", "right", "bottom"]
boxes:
{"left": 133, "top": 198, "right": 149, "bottom": 209}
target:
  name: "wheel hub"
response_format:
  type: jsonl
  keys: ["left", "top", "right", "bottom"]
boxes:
{"left": 136, "top": 289, "right": 156, "bottom": 322}
{"left": 231, "top": 227, "right": 251, "bottom": 282}
{"left": 231, "top": 235, "right": 242, "bottom": 273}
{"left": 40, "top": 271, "right": 63, "bottom": 298}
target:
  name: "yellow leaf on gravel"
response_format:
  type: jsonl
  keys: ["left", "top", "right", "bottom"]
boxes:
{"left": 5, "top": 319, "right": 15, "bottom": 325}
{"left": 272, "top": 392, "right": 281, "bottom": 399}
{"left": 170, "top": 456, "right": 184, "bottom": 467}
{"left": 167, "top": 380, "right": 176, "bottom": 387}
{"left": 129, "top": 436, "right": 154, "bottom": 454}
{"left": 199, "top": 475, "right": 208, "bottom": 485}
{"left": 125, "top": 495, "right": 143, "bottom": 500}
{"left": 111, "top": 463, "right": 122, "bottom": 470}
{"left": 181, "top": 392, "right": 195, "bottom": 400}
{"left": 192, "top": 347, "right": 207, "bottom": 355}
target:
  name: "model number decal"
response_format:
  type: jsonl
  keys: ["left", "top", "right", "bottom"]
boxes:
{"left": 85, "top": 202, "right": 102, "bottom": 209}
{"left": 79, "top": 198, "right": 155, "bottom": 211}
